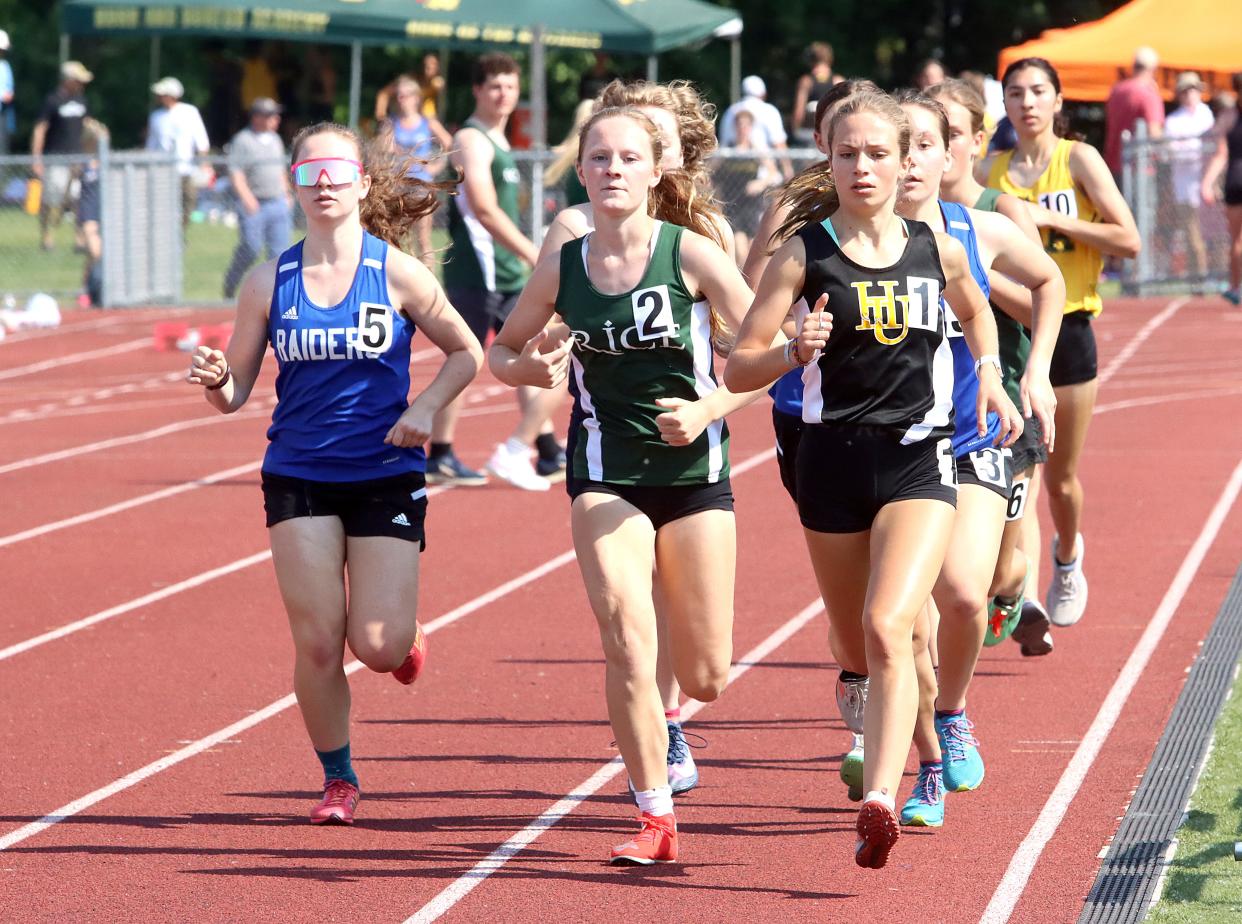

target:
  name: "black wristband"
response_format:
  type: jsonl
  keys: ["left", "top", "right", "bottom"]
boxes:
{"left": 206, "top": 367, "right": 232, "bottom": 391}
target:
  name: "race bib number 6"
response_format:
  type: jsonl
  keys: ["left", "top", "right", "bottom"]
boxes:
{"left": 631, "top": 285, "right": 678, "bottom": 343}
{"left": 356, "top": 302, "right": 394, "bottom": 354}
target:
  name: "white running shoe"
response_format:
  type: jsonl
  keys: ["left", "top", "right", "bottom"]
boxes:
{"left": 486, "top": 442, "right": 552, "bottom": 492}
{"left": 835, "top": 674, "right": 868, "bottom": 735}
{"left": 1046, "top": 534, "right": 1089, "bottom": 627}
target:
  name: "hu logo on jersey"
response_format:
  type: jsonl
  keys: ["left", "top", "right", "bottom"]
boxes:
{"left": 851, "top": 277, "right": 942, "bottom": 346}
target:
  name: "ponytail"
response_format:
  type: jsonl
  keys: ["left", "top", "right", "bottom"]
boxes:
{"left": 771, "top": 160, "right": 838, "bottom": 246}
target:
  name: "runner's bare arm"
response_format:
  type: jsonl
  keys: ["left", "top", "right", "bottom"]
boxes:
{"left": 187, "top": 260, "right": 276, "bottom": 413}
{"left": 488, "top": 253, "right": 569, "bottom": 388}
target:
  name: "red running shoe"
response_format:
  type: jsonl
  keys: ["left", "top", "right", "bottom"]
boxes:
{"left": 392, "top": 622, "right": 428, "bottom": 685}
{"left": 855, "top": 799, "right": 900, "bottom": 869}
{"left": 609, "top": 812, "right": 678, "bottom": 865}
{"left": 310, "top": 779, "right": 360, "bottom": 826}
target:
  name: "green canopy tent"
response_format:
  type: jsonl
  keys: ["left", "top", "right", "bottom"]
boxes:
{"left": 60, "top": 0, "right": 744, "bottom": 145}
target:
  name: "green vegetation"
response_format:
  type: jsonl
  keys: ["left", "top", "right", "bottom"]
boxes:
{"left": 1146, "top": 662, "right": 1242, "bottom": 923}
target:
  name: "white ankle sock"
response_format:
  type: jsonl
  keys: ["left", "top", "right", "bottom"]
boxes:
{"left": 864, "top": 790, "right": 895, "bottom": 812}
{"left": 634, "top": 785, "right": 674, "bottom": 817}
{"left": 504, "top": 437, "right": 528, "bottom": 456}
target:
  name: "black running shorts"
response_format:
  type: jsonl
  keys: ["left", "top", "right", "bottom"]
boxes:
{"left": 569, "top": 478, "right": 734, "bottom": 531}
{"left": 261, "top": 470, "right": 428, "bottom": 548}
{"left": 772, "top": 407, "right": 805, "bottom": 504}
{"left": 955, "top": 446, "right": 1014, "bottom": 499}
{"left": 1008, "top": 413, "right": 1048, "bottom": 476}
{"left": 796, "top": 424, "right": 958, "bottom": 534}
{"left": 1048, "top": 311, "right": 1098, "bottom": 387}
{"left": 446, "top": 286, "right": 520, "bottom": 345}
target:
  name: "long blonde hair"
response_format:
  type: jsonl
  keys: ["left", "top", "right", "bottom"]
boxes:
{"left": 291, "top": 121, "right": 458, "bottom": 248}
{"left": 594, "top": 79, "right": 728, "bottom": 253}
{"left": 576, "top": 107, "right": 731, "bottom": 349}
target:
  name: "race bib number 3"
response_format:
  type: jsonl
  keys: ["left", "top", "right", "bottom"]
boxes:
{"left": 356, "top": 302, "right": 394, "bottom": 354}
{"left": 970, "top": 447, "right": 1011, "bottom": 488}
{"left": 631, "top": 285, "right": 678, "bottom": 343}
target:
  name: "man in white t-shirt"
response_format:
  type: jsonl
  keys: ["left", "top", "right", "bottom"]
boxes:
{"left": 720, "top": 76, "right": 793, "bottom": 179}
{"left": 146, "top": 76, "right": 210, "bottom": 230}
{"left": 1165, "top": 72, "right": 1216, "bottom": 281}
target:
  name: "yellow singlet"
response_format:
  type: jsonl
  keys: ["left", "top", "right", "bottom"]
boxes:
{"left": 988, "top": 138, "right": 1103, "bottom": 316}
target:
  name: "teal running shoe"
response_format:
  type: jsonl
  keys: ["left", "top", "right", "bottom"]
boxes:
{"left": 840, "top": 733, "right": 864, "bottom": 802}
{"left": 985, "top": 565, "right": 1027, "bottom": 647}
{"left": 900, "top": 762, "right": 945, "bottom": 827}
{"left": 935, "top": 711, "right": 984, "bottom": 792}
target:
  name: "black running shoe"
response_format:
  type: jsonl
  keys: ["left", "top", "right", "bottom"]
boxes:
{"left": 425, "top": 452, "right": 488, "bottom": 486}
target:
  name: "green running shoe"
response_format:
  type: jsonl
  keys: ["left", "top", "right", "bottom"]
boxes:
{"left": 840, "top": 733, "right": 864, "bottom": 802}
{"left": 984, "top": 565, "right": 1028, "bottom": 647}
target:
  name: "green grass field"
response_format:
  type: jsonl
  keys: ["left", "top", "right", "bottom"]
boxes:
{"left": 1147, "top": 659, "right": 1242, "bottom": 923}
{"left": 0, "top": 206, "right": 450, "bottom": 307}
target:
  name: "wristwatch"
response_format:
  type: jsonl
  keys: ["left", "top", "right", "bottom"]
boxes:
{"left": 974, "top": 354, "right": 1003, "bottom": 379}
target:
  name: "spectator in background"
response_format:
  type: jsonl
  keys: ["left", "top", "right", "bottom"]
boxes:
{"left": 31, "top": 60, "right": 92, "bottom": 251}
{"left": 377, "top": 76, "right": 452, "bottom": 264}
{"left": 0, "top": 30, "right": 13, "bottom": 155}
{"left": 544, "top": 98, "right": 595, "bottom": 208}
{"left": 720, "top": 75, "right": 792, "bottom": 179}
{"left": 715, "top": 109, "right": 780, "bottom": 266}
{"left": 790, "top": 42, "right": 839, "bottom": 142}
{"left": 1105, "top": 46, "right": 1165, "bottom": 176}
{"left": 146, "top": 76, "right": 210, "bottom": 231}
{"left": 77, "top": 117, "right": 108, "bottom": 308}
{"left": 240, "top": 41, "right": 278, "bottom": 111}
{"left": 222, "top": 97, "right": 291, "bottom": 300}
{"left": 1164, "top": 72, "right": 1215, "bottom": 283}
{"left": 1201, "top": 72, "right": 1242, "bottom": 305}
{"left": 374, "top": 53, "right": 447, "bottom": 124}
{"left": 915, "top": 59, "right": 946, "bottom": 90}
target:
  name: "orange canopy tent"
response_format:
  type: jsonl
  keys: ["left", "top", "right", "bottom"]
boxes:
{"left": 997, "top": 0, "right": 1241, "bottom": 102}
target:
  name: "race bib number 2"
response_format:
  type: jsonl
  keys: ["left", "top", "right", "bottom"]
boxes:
{"left": 631, "top": 285, "right": 678, "bottom": 343}
{"left": 356, "top": 302, "right": 394, "bottom": 354}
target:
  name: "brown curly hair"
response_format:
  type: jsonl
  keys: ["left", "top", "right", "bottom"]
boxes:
{"left": 290, "top": 121, "right": 458, "bottom": 249}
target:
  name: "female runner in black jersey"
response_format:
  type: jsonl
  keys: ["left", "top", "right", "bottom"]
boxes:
{"left": 726, "top": 89, "right": 1019, "bottom": 869}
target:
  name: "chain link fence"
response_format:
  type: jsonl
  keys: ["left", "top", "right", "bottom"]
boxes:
{"left": 1122, "top": 129, "right": 1231, "bottom": 296}
{"left": 1, "top": 139, "right": 1227, "bottom": 308}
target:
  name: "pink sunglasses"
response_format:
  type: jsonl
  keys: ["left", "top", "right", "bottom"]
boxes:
{"left": 290, "top": 157, "right": 363, "bottom": 187}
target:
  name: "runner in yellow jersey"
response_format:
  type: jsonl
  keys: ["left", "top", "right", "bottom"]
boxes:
{"left": 979, "top": 57, "right": 1140, "bottom": 631}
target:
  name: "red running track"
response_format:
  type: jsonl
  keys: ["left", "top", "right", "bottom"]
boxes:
{"left": 0, "top": 298, "right": 1239, "bottom": 923}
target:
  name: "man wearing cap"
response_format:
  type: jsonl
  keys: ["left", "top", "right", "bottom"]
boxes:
{"left": 222, "top": 97, "right": 291, "bottom": 299}
{"left": 31, "top": 60, "right": 92, "bottom": 250}
{"left": 146, "top": 76, "right": 210, "bottom": 231}
{"left": 719, "top": 75, "right": 793, "bottom": 180}
{"left": 0, "top": 30, "right": 13, "bottom": 154}
{"left": 1104, "top": 46, "right": 1166, "bottom": 177}
{"left": 1165, "top": 72, "right": 1216, "bottom": 283}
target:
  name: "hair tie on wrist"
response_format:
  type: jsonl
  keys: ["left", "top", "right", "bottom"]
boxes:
{"left": 206, "top": 367, "right": 232, "bottom": 391}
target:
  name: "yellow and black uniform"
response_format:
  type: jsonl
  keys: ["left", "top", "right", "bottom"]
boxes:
{"left": 794, "top": 218, "right": 957, "bottom": 534}
{"left": 988, "top": 138, "right": 1103, "bottom": 386}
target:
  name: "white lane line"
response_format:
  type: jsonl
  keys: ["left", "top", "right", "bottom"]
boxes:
{"left": 0, "top": 551, "right": 277, "bottom": 665}
{"left": 0, "top": 446, "right": 779, "bottom": 847}
{"left": 0, "top": 460, "right": 263, "bottom": 550}
{"left": 1094, "top": 386, "right": 1242, "bottom": 417}
{"left": 0, "top": 313, "right": 172, "bottom": 347}
{"left": 0, "top": 403, "right": 272, "bottom": 477}
{"left": 979, "top": 456, "right": 1242, "bottom": 924}
{"left": 1097, "top": 297, "right": 1187, "bottom": 386}
{"left": 405, "top": 598, "right": 825, "bottom": 924}
{"left": 0, "top": 540, "right": 574, "bottom": 852}
{"left": 0, "top": 394, "right": 207, "bottom": 427}
{"left": 0, "top": 338, "right": 149, "bottom": 381}
{"left": 0, "top": 372, "right": 185, "bottom": 424}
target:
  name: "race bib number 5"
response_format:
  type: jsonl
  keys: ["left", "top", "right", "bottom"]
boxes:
{"left": 631, "top": 285, "right": 678, "bottom": 343}
{"left": 356, "top": 302, "right": 394, "bottom": 354}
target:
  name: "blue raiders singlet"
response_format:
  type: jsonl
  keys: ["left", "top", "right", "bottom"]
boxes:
{"left": 263, "top": 230, "right": 426, "bottom": 480}
{"left": 940, "top": 200, "right": 1000, "bottom": 457}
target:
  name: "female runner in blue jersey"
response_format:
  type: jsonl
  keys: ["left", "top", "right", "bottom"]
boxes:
{"left": 186, "top": 123, "right": 483, "bottom": 825}
{"left": 726, "top": 89, "right": 1019, "bottom": 869}
{"left": 490, "top": 107, "right": 757, "bottom": 866}
{"left": 892, "top": 90, "right": 1063, "bottom": 828}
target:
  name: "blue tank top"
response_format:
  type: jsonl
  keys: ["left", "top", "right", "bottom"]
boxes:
{"left": 263, "top": 231, "right": 426, "bottom": 480}
{"left": 389, "top": 116, "right": 435, "bottom": 181}
{"left": 770, "top": 369, "right": 804, "bottom": 417}
{"left": 939, "top": 201, "right": 1000, "bottom": 457}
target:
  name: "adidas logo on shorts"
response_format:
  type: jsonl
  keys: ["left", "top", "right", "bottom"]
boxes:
{"left": 281, "top": 306, "right": 299, "bottom": 320}
{"left": 391, "top": 513, "right": 411, "bottom": 526}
